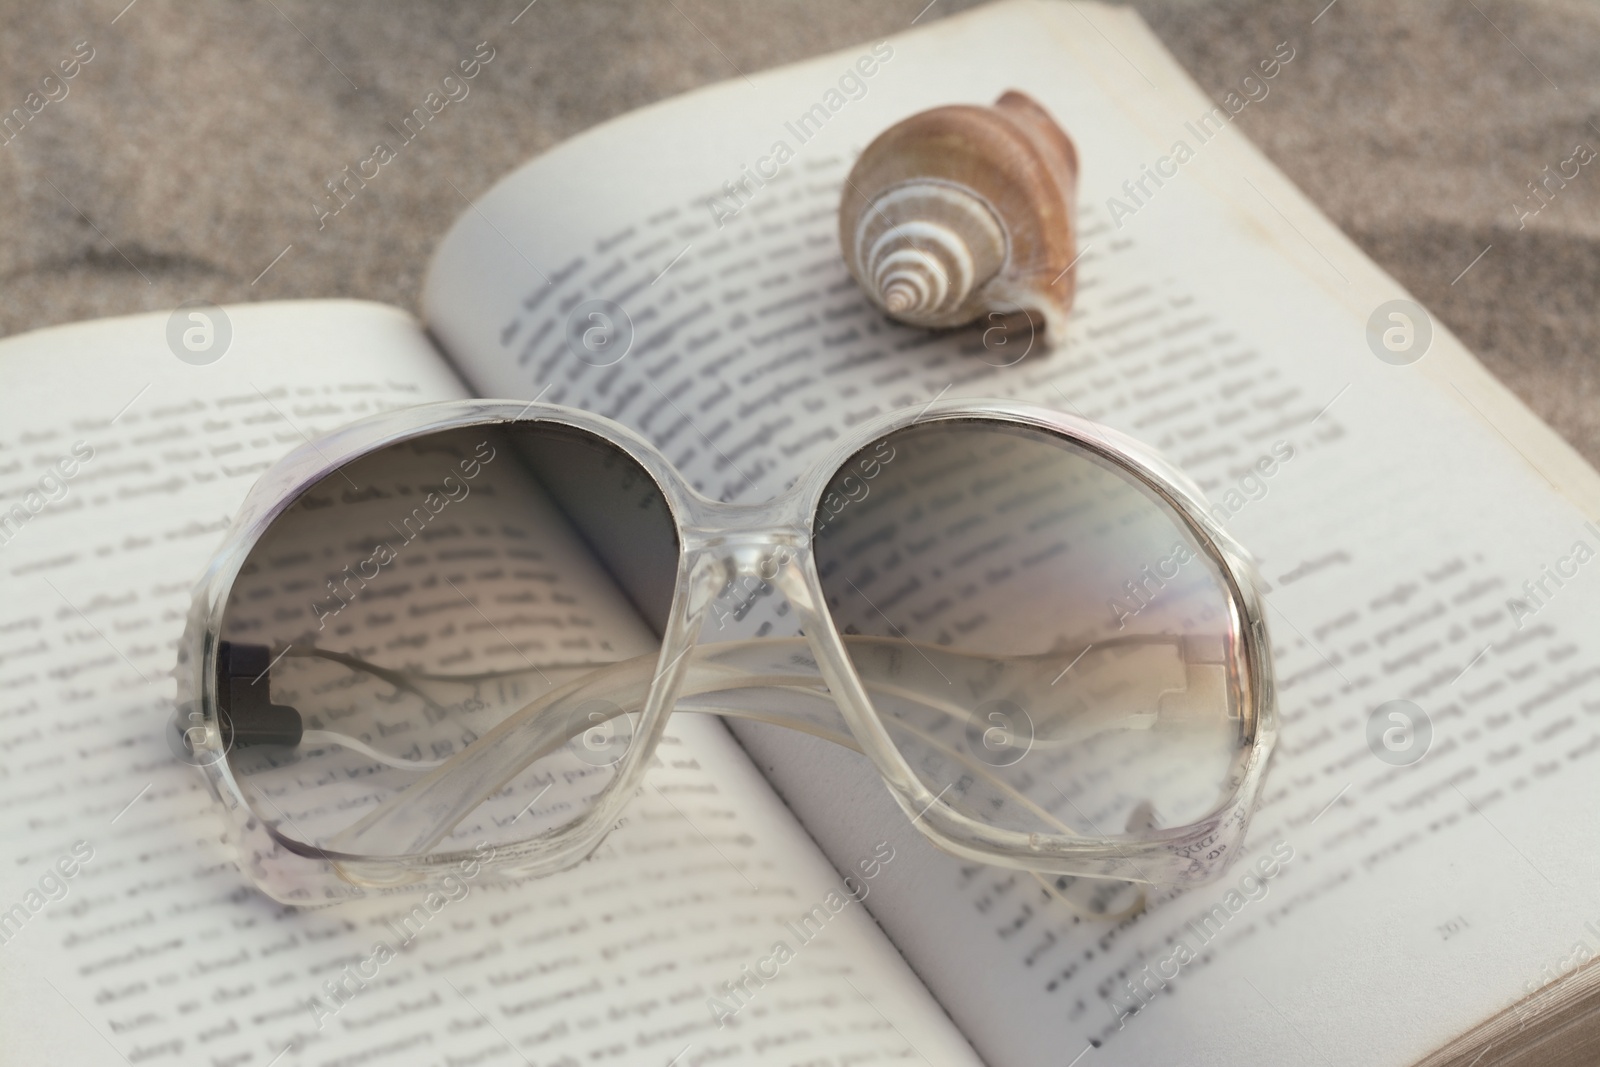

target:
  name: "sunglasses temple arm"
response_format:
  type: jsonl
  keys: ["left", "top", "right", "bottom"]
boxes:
{"left": 323, "top": 671, "right": 1070, "bottom": 860}
{"left": 319, "top": 636, "right": 1196, "bottom": 859}
{"left": 318, "top": 642, "right": 816, "bottom": 855}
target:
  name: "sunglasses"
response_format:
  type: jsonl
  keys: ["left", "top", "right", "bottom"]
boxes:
{"left": 172, "top": 398, "right": 1276, "bottom": 911}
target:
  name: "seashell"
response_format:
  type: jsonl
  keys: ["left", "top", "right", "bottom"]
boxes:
{"left": 839, "top": 90, "right": 1079, "bottom": 342}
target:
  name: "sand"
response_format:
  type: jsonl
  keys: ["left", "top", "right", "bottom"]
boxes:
{"left": 1, "top": 0, "right": 1596, "bottom": 461}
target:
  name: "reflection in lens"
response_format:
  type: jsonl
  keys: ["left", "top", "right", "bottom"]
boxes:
{"left": 812, "top": 420, "right": 1249, "bottom": 847}
{"left": 218, "top": 422, "right": 678, "bottom": 859}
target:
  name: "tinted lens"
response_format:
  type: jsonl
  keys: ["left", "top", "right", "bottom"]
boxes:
{"left": 217, "top": 421, "right": 678, "bottom": 858}
{"left": 813, "top": 420, "right": 1249, "bottom": 841}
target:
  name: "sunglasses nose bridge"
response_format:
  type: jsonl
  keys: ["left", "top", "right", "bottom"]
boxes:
{"left": 683, "top": 528, "right": 811, "bottom": 586}
{"left": 678, "top": 488, "right": 816, "bottom": 572}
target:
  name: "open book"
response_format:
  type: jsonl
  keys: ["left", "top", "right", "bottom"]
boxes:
{"left": 4, "top": 2, "right": 1600, "bottom": 1064}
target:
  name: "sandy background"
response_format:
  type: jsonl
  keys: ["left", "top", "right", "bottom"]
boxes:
{"left": 1, "top": 0, "right": 1596, "bottom": 461}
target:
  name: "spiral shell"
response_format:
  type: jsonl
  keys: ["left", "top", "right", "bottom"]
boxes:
{"left": 839, "top": 91, "right": 1079, "bottom": 340}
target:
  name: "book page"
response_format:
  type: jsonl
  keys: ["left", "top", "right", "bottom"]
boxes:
{"left": 422, "top": 3, "right": 1600, "bottom": 1064}
{"left": 0, "top": 303, "right": 982, "bottom": 1067}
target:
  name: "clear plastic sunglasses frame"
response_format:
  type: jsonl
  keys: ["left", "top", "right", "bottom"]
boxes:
{"left": 174, "top": 398, "right": 1277, "bottom": 906}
